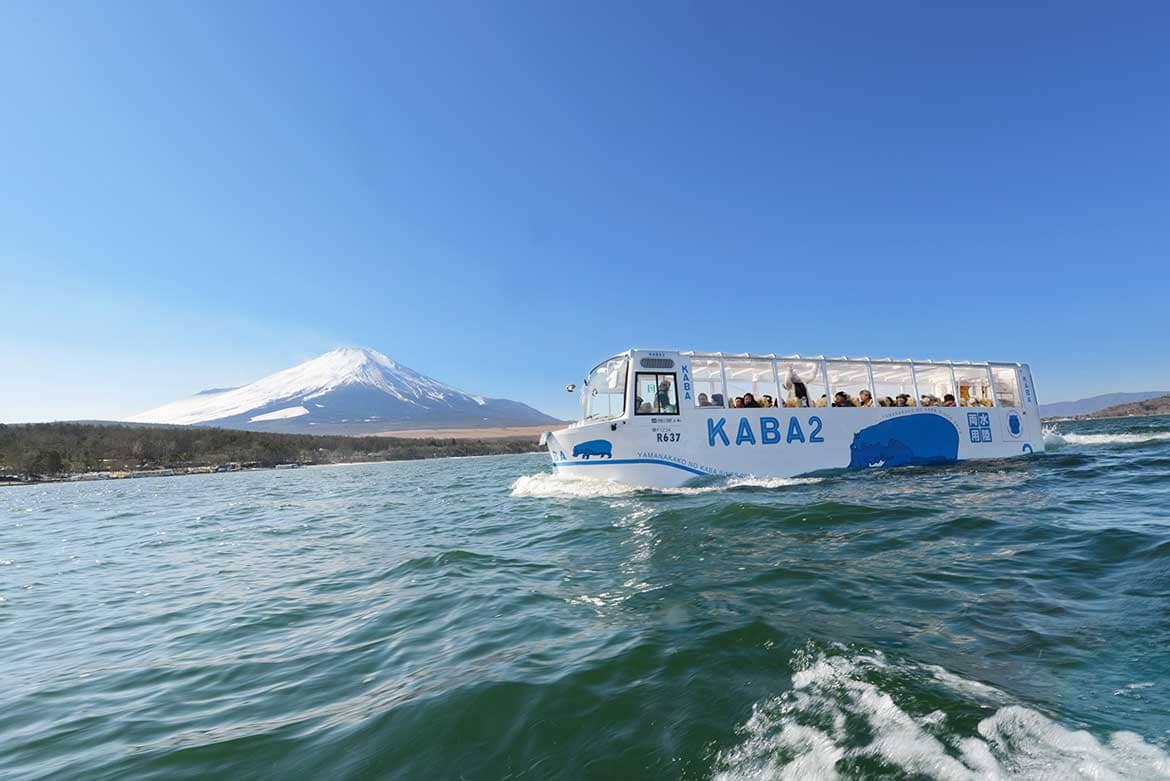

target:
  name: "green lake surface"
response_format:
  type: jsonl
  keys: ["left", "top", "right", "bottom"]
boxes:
{"left": 2, "top": 416, "right": 1169, "bottom": 779}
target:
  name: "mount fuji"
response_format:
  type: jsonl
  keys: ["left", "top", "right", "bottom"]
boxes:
{"left": 127, "top": 347, "right": 560, "bottom": 434}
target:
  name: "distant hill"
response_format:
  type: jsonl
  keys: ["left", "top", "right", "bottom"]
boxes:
{"left": 1040, "top": 391, "right": 1170, "bottom": 418}
{"left": 1085, "top": 394, "right": 1170, "bottom": 419}
{"left": 128, "top": 347, "right": 561, "bottom": 435}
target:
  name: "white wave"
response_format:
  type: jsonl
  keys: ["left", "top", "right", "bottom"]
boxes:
{"left": 1041, "top": 426, "right": 1068, "bottom": 448}
{"left": 713, "top": 648, "right": 1170, "bottom": 780}
{"left": 680, "top": 476, "right": 824, "bottom": 494}
{"left": 1043, "top": 425, "right": 1170, "bottom": 448}
{"left": 510, "top": 473, "right": 646, "bottom": 498}
{"left": 510, "top": 472, "right": 822, "bottom": 499}
{"left": 1060, "top": 431, "right": 1170, "bottom": 446}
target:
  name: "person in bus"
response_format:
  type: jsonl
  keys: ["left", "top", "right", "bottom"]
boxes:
{"left": 895, "top": 394, "right": 910, "bottom": 407}
{"left": 942, "top": 393, "right": 957, "bottom": 407}
{"left": 782, "top": 366, "right": 810, "bottom": 407}
{"left": 832, "top": 391, "right": 855, "bottom": 407}
{"left": 816, "top": 394, "right": 828, "bottom": 407}
{"left": 761, "top": 394, "right": 775, "bottom": 408}
{"left": 733, "top": 397, "right": 745, "bottom": 408}
{"left": 656, "top": 379, "right": 677, "bottom": 413}
{"left": 857, "top": 389, "right": 874, "bottom": 407}
{"left": 697, "top": 393, "right": 711, "bottom": 407}
{"left": 742, "top": 392, "right": 760, "bottom": 408}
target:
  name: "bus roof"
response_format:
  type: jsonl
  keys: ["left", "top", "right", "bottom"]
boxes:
{"left": 634, "top": 350, "right": 1028, "bottom": 368}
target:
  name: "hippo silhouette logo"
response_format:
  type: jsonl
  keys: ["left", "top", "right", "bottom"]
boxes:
{"left": 848, "top": 414, "right": 959, "bottom": 469}
{"left": 572, "top": 439, "right": 613, "bottom": 460}
{"left": 1008, "top": 414, "right": 1022, "bottom": 437}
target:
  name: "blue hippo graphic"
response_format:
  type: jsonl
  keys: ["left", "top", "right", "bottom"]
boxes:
{"left": 848, "top": 414, "right": 959, "bottom": 469}
{"left": 572, "top": 439, "right": 613, "bottom": 460}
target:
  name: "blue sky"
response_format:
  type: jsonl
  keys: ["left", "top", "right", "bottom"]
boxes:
{"left": 3, "top": 2, "right": 1168, "bottom": 423}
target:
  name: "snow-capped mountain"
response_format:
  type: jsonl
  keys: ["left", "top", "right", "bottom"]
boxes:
{"left": 127, "top": 347, "right": 560, "bottom": 434}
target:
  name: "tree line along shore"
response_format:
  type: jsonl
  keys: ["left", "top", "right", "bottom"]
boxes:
{"left": 0, "top": 422, "right": 543, "bottom": 484}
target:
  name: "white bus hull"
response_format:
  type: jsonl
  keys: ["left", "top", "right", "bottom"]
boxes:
{"left": 544, "top": 353, "right": 1043, "bottom": 489}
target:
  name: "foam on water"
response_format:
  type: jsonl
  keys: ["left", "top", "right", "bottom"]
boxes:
{"left": 510, "top": 471, "right": 822, "bottom": 499}
{"left": 1043, "top": 425, "right": 1170, "bottom": 449}
{"left": 1060, "top": 431, "right": 1170, "bottom": 446}
{"left": 714, "top": 647, "right": 1170, "bottom": 780}
{"left": 511, "top": 472, "right": 647, "bottom": 498}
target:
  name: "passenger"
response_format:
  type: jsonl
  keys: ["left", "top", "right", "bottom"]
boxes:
{"left": 920, "top": 394, "right": 935, "bottom": 407}
{"left": 879, "top": 396, "right": 894, "bottom": 407}
{"left": 733, "top": 397, "right": 745, "bottom": 408}
{"left": 816, "top": 394, "right": 828, "bottom": 408}
{"left": 895, "top": 394, "right": 910, "bottom": 407}
{"left": 639, "top": 402, "right": 653, "bottom": 413}
{"left": 782, "top": 366, "right": 810, "bottom": 407}
{"left": 832, "top": 391, "right": 854, "bottom": 407}
{"left": 742, "top": 392, "right": 760, "bottom": 408}
{"left": 656, "top": 380, "right": 676, "bottom": 413}
{"left": 857, "top": 389, "right": 874, "bottom": 408}
{"left": 697, "top": 393, "right": 710, "bottom": 407}
{"left": 942, "top": 393, "right": 957, "bottom": 407}
{"left": 712, "top": 393, "right": 724, "bottom": 407}
{"left": 761, "top": 394, "right": 774, "bottom": 408}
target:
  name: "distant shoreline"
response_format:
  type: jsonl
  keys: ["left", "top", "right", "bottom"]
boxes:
{"left": 1041, "top": 397, "right": 1170, "bottom": 424}
{"left": 0, "top": 422, "right": 544, "bottom": 487}
{"left": 2, "top": 450, "right": 549, "bottom": 488}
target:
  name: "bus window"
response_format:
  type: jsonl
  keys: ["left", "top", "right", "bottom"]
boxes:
{"left": 584, "top": 356, "right": 628, "bottom": 421}
{"left": 827, "top": 361, "right": 872, "bottom": 407}
{"left": 635, "top": 372, "right": 678, "bottom": 415}
{"left": 954, "top": 365, "right": 994, "bottom": 407}
{"left": 913, "top": 364, "right": 956, "bottom": 407}
{"left": 690, "top": 357, "right": 724, "bottom": 408}
{"left": 991, "top": 366, "right": 1021, "bottom": 407}
{"left": 777, "top": 360, "right": 827, "bottom": 408}
{"left": 723, "top": 357, "right": 780, "bottom": 408}
{"left": 871, "top": 362, "right": 916, "bottom": 407}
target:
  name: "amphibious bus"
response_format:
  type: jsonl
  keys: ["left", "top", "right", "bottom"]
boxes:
{"left": 540, "top": 349, "right": 1042, "bottom": 488}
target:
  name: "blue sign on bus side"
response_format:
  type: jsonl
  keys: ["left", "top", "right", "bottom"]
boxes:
{"left": 707, "top": 416, "right": 825, "bottom": 447}
{"left": 967, "top": 412, "right": 992, "bottom": 443}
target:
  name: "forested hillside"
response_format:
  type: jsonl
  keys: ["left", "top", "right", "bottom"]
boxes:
{"left": 0, "top": 422, "right": 540, "bottom": 480}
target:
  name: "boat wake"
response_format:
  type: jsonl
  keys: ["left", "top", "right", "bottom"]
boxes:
{"left": 713, "top": 646, "right": 1170, "bottom": 780}
{"left": 510, "top": 472, "right": 822, "bottom": 499}
{"left": 1043, "top": 426, "right": 1170, "bottom": 449}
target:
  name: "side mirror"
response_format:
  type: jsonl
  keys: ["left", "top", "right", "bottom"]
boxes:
{"left": 566, "top": 384, "right": 576, "bottom": 393}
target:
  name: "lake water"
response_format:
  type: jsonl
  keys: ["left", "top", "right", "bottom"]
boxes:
{"left": 2, "top": 416, "right": 1169, "bottom": 779}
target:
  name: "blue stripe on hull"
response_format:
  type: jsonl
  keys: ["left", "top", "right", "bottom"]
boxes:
{"left": 552, "top": 458, "right": 712, "bottom": 477}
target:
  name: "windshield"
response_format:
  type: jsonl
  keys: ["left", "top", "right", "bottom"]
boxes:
{"left": 583, "top": 356, "right": 628, "bottom": 421}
